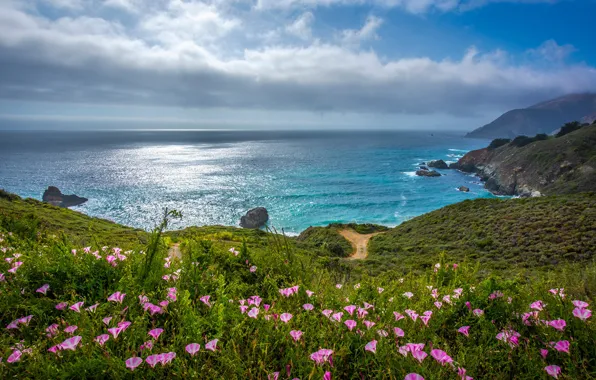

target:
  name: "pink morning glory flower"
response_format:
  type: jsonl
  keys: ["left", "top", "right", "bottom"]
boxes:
{"left": 205, "top": 339, "right": 218, "bottom": 351}
{"left": 125, "top": 357, "right": 142, "bottom": 371}
{"left": 303, "top": 303, "right": 314, "bottom": 311}
{"left": 393, "top": 327, "right": 405, "bottom": 337}
{"left": 430, "top": 349, "right": 453, "bottom": 366}
{"left": 64, "top": 325, "right": 78, "bottom": 334}
{"left": 200, "top": 295, "right": 211, "bottom": 307}
{"left": 248, "top": 307, "right": 259, "bottom": 319}
{"left": 458, "top": 326, "right": 470, "bottom": 337}
{"left": 69, "top": 302, "right": 84, "bottom": 313}
{"left": 573, "top": 307, "right": 592, "bottom": 321}
{"left": 544, "top": 365, "right": 561, "bottom": 378}
{"left": 554, "top": 340, "right": 570, "bottom": 354}
{"left": 36, "top": 284, "right": 50, "bottom": 295}
{"left": 290, "top": 330, "right": 303, "bottom": 342}
{"left": 107, "top": 291, "right": 125, "bottom": 304}
{"left": 365, "top": 340, "right": 377, "bottom": 354}
{"left": 572, "top": 300, "right": 589, "bottom": 309}
{"left": 404, "top": 374, "right": 424, "bottom": 380}
{"left": 280, "top": 313, "right": 293, "bottom": 323}
{"left": 186, "top": 343, "right": 200, "bottom": 356}
{"left": 148, "top": 328, "right": 164, "bottom": 340}
{"left": 345, "top": 319, "right": 357, "bottom": 331}
{"left": 55, "top": 302, "right": 68, "bottom": 310}
{"left": 60, "top": 336, "right": 82, "bottom": 351}
{"left": 95, "top": 334, "right": 110, "bottom": 346}
{"left": 344, "top": 305, "right": 356, "bottom": 315}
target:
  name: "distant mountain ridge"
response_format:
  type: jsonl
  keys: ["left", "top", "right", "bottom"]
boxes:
{"left": 466, "top": 93, "right": 596, "bottom": 139}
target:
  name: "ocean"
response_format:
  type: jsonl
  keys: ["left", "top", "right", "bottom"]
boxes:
{"left": 0, "top": 130, "right": 494, "bottom": 234}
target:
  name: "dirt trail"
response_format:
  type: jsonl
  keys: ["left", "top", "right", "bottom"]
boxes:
{"left": 168, "top": 243, "right": 181, "bottom": 259}
{"left": 339, "top": 229, "right": 383, "bottom": 260}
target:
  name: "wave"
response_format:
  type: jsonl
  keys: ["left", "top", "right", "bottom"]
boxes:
{"left": 448, "top": 148, "right": 469, "bottom": 152}
{"left": 403, "top": 171, "right": 418, "bottom": 177}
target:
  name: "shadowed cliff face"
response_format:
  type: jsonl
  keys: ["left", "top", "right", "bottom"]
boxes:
{"left": 453, "top": 125, "right": 596, "bottom": 196}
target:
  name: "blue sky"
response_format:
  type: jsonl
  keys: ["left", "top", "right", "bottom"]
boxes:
{"left": 0, "top": 0, "right": 595, "bottom": 130}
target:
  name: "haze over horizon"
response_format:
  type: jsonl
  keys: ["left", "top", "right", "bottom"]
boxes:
{"left": 1, "top": 0, "right": 595, "bottom": 131}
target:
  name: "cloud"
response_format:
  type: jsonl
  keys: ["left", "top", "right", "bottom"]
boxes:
{"left": 286, "top": 12, "right": 315, "bottom": 40}
{"left": 0, "top": 0, "right": 593, "bottom": 121}
{"left": 527, "top": 39, "right": 576, "bottom": 63}
{"left": 340, "top": 15, "right": 383, "bottom": 45}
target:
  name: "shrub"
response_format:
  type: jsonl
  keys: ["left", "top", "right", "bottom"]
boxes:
{"left": 487, "top": 138, "right": 511, "bottom": 149}
{"left": 556, "top": 121, "right": 583, "bottom": 137}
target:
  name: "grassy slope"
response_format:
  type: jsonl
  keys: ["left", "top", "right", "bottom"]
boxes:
{"left": 368, "top": 193, "right": 596, "bottom": 275}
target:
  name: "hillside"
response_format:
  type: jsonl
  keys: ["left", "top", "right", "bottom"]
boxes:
{"left": 466, "top": 93, "right": 596, "bottom": 139}
{"left": 453, "top": 124, "right": 596, "bottom": 197}
{"left": 367, "top": 193, "right": 596, "bottom": 274}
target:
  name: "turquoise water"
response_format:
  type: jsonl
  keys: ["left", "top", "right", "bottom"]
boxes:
{"left": 0, "top": 130, "right": 493, "bottom": 234}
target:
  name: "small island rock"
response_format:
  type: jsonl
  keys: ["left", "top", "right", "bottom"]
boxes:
{"left": 240, "top": 207, "right": 269, "bottom": 229}
{"left": 416, "top": 170, "right": 441, "bottom": 177}
{"left": 427, "top": 159, "right": 449, "bottom": 169}
{"left": 457, "top": 186, "right": 470, "bottom": 192}
{"left": 42, "top": 186, "right": 88, "bottom": 208}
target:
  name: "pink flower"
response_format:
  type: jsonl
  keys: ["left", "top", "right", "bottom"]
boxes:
{"left": 280, "top": 313, "right": 293, "bottom": 323}
{"left": 36, "top": 284, "right": 50, "bottom": 295}
{"left": 56, "top": 302, "right": 68, "bottom": 310}
{"left": 290, "top": 330, "right": 303, "bottom": 342}
{"left": 70, "top": 302, "right": 84, "bottom": 313}
{"left": 549, "top": 319, "right": 566, "bottom": 331}
{"left": 95, "top": 334, "right": 110, "bottom": 346}
{"left": 139, "top": 295, "right": 149, "bottom": 305}
{"left": 200, "top": 295, "right": 211, "bottom": 308}
{"left": 331, "top": 312, "right": 343, "bottom": 322}
{"left": 573, "top": 308, "right": 592, "bottom": 321}
{"left": 412, "top": 349, "right": 428, "bottom": 363}
{"left": 125, "top": 357, "right": 143, "bottom": 371}
{"left": 17, "top": 315, "right": 32, "bottom": 326}
{"left": 148, "top": 328, "right": 164, "bottom": 340}
{"left": 345, "top": 319, "right": 357, "bottom": 331}
{"left": 420, "top": 311, "right": 432, "bottom": 326}
{"left": 60, "top": 336, "right": 82, "bottom": 351}
{"left": 159, "top": 300, "right": 169, "bottom": 308}
{"left": 465, "top": 301, "right": 471, "bottom": 310}
{"left": 404, "top": 374, "right": 424, "bottom": 380}
{"left": 248, "top": 307, "right": 259, "bottom": 319}
{"left": 458, "top": 326, "right": 470, "bottom": 337}
{"left": 306, "top": 290, "right": 314, "bottom": 297}
{"left": 322, "top": 309, "right": 333, "bottom": 318}
{"left": 378, "top": 287, "right": 384, "bottom": 294}
{"left": 46, "top": 324, "right": 59, "bottom": 337}
{"left": 393, "top": 327, "right": 405, "bottom": 337}
{"left": 544, "top": 365, "right": 561, "bottom": 378}
{"left": 434, "top": 301, "right": 442, "bottom": 309}
{"left": 336, "top": 284, "right": 342, "bottom": 289}
{"left": 249, "top": 265, "right": 257, "bottom": 273}
{"left": 108, "top": 327, "right": 122, "bottom": 339}
{"left": 64, "top": 325, "right": 78, "bottom": 334}
{"left": 530, "top": 300, "right": 545, "bottom": 311}
{"left": 405, "top": 309, "right": 419, "bottom": 322}
{"left": 394, "top": 312, "right": 405, "bottom": 321}
{"left": 140, "top": 340, "right": 154, "bottom": 351}
{"left": 554, "top": 340, "right": 570, "bottom": 354}
{"left": 344, "top": 305, "right": 356, "bottom": 315}
{"left": 323, "top": 372, "right": 332, "bottom": 380}
{"left": 540, "top": 349, "right": 548, "bottom": 359}
{"left": 146, "top": 355, "right": 160, "bottom": 368}
{"left": 240, "top": 305, "right": 248, "bottom": 314}
{"left": 473, "top": 309, "right": 484, "bottom": 317}
{"left": 48, "top": 345, "right": 61, "bottom": 354}
{"left": 303, "top": 303, "right": 314, "bottom": 311}
{"left": 107, "top": 291, "right": 125, "bottom": 304}
{"left": 430, "top": 349, "right": 453, "bottom": 366}
{"left": 86, "top": 303, "right": 99, "bottom": 312}
{"left": 102, "top": 317, "right": 113, "bottom": 326}
{"left": 572, "top": 300, "right": 589, "bottom": 309}
{"left": 365, "top": 340, "right": 377, "bottom": 354}
{"left": 7, "top": 350, "right": 22, "bottom": 363}
{"left": 310, "top": 349, "right": 333, "bottom": 365}
{"left": 363, "top": 320, "right": 375, "bottom": 329}
{"left": 205, "top": 339, "right": 218, "bottom": 351}
{"left": 186, "top": 343, "right": 200, "bottom": 356}
{"left": 403, "top": 292, "right": 414, "bottom": 299}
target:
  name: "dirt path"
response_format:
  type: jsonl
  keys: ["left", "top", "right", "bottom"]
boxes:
{"left": 339, "top": 229, "right": 383, "bottom": 260}
{"left": 168, "top": 243, "right": 181, "bottom": 259}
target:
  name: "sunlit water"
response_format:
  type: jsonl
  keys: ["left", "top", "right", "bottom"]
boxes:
{"left": 0, "top": 130, "right": 493, "bottom": 234}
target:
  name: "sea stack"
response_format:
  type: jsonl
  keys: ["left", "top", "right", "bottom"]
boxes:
{"left": 42, "top": 186, "right": 88, "bottom": 208}
{"left": 240, "top": 207, "right": 269, "bottom": 229}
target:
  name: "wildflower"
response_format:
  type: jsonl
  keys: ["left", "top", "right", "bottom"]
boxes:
{"left": 126, "top": 357, "right": 142, "bottom": 371}
{"left": 458, "top": 326, "right": 470, "bottom": 337}
{"left": 148, "top": 328, "right": 164, "bottom": 340}
{"left": 205, "top": 339, "right": 218, "bottom": 351}
{"left": 56, "top": 302, "right": 68, "bottom": 310}
{"left": 70, "top": 302, "right": 84, "bottom": 313}
{"left": 572, "top": 308, "right": 592, "bottom": 321}
{"left": 86, "top": 303, "right": 99, "bottom": 312}
{"left": 200, "top": 295, "right": 211, "bottom": 307}
{"left": 48, "top": 345, "right": 61, "bottom": 354}
{"left": 357, "top": 307, "right": 368, "bottom": 319}
{"left": 310, "top": 349, "right": 333, "bottom": 365}
{"left": 393, "top": 327, "right": 405, "bottom": 337}
{"left": 530, "top": 300, "right": 545, "bottom": 311}
{"left": 345, "top": 320, "right": 357, "bottom": 331}
{"left": 473, "top": 309, "right": 484, "bottom": 317}
{"left": 249, "top": 265, "right": 257, "bottom": 273}
{"left": 434, "top": 301, "right": 442, "bottom": 309}
{"left": 146, "top": 355, "right": 161, "bottom": 368}
{"left": 322, "top": 309, "right": 333, "bottom": 318}
{"left": 36, "top": 284, "right": 50, "bottom": 295}
{"left": 64, "top": 325, "right": 78, "bottom": 334}
{"left": 404, "top": 374, "right": 424, "bottom": 380}
{"left": 405, "top": 309, "right": 419, "bottom": 322}
{"left": 549, "top": 319, "right": 566, "bottom": 331}
{"left": 430, "top": 349, "right": 453, "bottom": 366}
{"left": 398, "top": 345, "right": 409, "bottom": 357}
{"left": 363, "top": 302, "right": 374, "bottom": 310}
{"left": 572, "top": 300, "right": 589, "bottom": 309}
{"left": 365, "top": 340, "right": 377, "bottom": 354}
{"left": 248, "top": 307, "right": 259, "bottom": 319}
{"left": 420, "top": 311, "right": 432, "bottom": 326}
{"left": 394, "top": 311, "right": 405, "bottom": 321}
{"left": 431, "top": 289, "right": 439, "bottom": 299}
{"left": 331, "top": 312, "right": 343, "bottom": 322}
{"left": 107, "top": 291, "right": 126, "bottom": 304}
{"left": 412, "top": 349, "right": 427, "bottom": 363}
{"left": 140, "top": 340, "right": 154, "bottom": 351}
{"left": 17, "top": 315, "right": 32, "bottom": 326}
{"left": 95, "top": 334, "right": 110, "bottom": 346}
{"left": 8, "top": 261, "right": 23, "bottom": 274}
{"left": 378, "top": 287, "right": 384, "bottom": 294}
{"left": 280, "top": 313, "right": 293, "bottom": 323}
{"left": 363, "top": 320, "right": 375, "bottom": 329}
{"left": 496, "top": 329, "right": 521, "bottom": 348}
{"left": 549, "top": 288, "right": 565, "bottom": 299}
{"left": 465, "top": 301, "right": 471, "bottom": 310}
{"left": 540, "top": 349, "right": 548, "bottom": 359}
{"left": 102, "top": 317, "right": 113, "bottom": 326}
{"left": 108, "top": 327, "right": 122, "bottom": 339}
{"left": 185, "top": 343, "right": 200, "bottom": 356}
{"left": 118, "top": 321, "right": 132, "bottom": 332}
{"left": 324, "top": 372, "right": 332, "bottom": 380}
{"left": 434, "top": 263, "right": 441, "bottom": 272}
{"left": 344, "top": 305, "right": 356, "bottom": 315}
{"left": 7, "top": 350, "right": 22, "bottom": 363}
{"left": 46, "top": 324, "right": 59, "bottom": 337}
{"left": 290, "top": 330, "right": 303, "bottom": 342}
{"left": 553, "top": 340, "right": 570, "bottom": 354}
{"left": 306, "top": 290, "right": 314, "bottom": 297}
{"left": 403, "top": 292, "right": 414, "bottom": 299}
{"left": 60, "top": 336, "right": 82, "bottom": 351}
{"left": 544, "top": 365, "right": 561, "bottom": 379}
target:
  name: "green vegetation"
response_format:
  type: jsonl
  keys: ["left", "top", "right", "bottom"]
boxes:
{"left": 487, "top": 138, "right": 511, "bottom": 150}
{"left": 0, "top": 191, "right": 595, "bottom": 379}
{"left": 297, "top": 226, "right": 352, "bottom": 257}
{"left": 509, "top": 133, "right": 550, "bottom": 148}
{"left": 556, "top": 121, "right": 583, "bottom": 138}
{"left": 368, "top": 193, "right": 596, "bottom": 275}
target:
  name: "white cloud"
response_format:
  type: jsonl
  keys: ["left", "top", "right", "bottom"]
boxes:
{"left": 340, "top": 15, "right": 383, "bottom": 45}
{"left": 527, "top": 39, "right": 576, "bottom": 63}
{"left": 286, "top": 12, "right": 315, "bottom": 40}
{"left": 103, "top": 0, "right": 139, "bottom": 13}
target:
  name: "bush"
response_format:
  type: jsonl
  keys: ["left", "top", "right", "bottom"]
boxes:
{"left": 556, "top": 121, "right": 583, "bottom": 137}
{"left": 488, "top": 138, "right": 511, "bottom": 150}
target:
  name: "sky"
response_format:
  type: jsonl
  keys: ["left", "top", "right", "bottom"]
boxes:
{"left": 0, "top": 0, "right": 595, "bottom": 130}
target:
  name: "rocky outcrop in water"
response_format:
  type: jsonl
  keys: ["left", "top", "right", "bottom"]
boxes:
{"left": 240, "top": 207, "right": 269, "bottom": 229}
{"left": 427, "top": 160, "right": 449, "bottom": 169}
{"left": 42, "top": 186, "right": 88, "bottom": 208}
{"left": 416, "top": 169, "right": 441, "bottom": 177}
{"left": 457, "top": 186, "right": 470, "bottom": 192}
